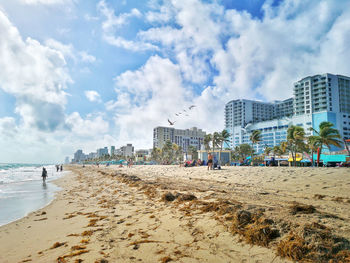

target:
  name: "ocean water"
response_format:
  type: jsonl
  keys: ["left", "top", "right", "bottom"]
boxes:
{"left": 0, "top": 164, "right": 67, "bottom": 226}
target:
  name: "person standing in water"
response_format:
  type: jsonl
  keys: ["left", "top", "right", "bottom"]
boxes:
{"left": 42, "top": 167, "right": 48, "bottom": 183}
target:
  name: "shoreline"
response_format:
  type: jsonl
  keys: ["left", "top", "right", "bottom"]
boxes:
{"left": 0, "top": 165, "right": 349, "bottom": 262}
{"left": 0, "top": 176, "right": 65, "bottom": 227}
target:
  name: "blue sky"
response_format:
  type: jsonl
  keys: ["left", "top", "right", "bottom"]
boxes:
{"left": 0, "top": 0, "right": 349, "bottom": 163}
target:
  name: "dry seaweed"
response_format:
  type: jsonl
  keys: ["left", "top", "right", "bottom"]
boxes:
{"left": 314, "top": 194, "right": 326, "bottom": 200}
{"left": 50, "top": 242, "right": 66, "bottom": 249}
{"left": 129, "top": 240, "right": 161, "bottom": 246}
{"left": 87, "top": 219, "right": 98, "bottom": 227}
{"left": 277, "top": 233, "right": 308, "bottom": 261}
{"left": 277, "top": 222, "right": 350, "bottom": 262}
{"left": 162, "top": 192, "right": 176, "bottom": 202}
{"left": 160, "top": 256, "right": 172, "bottom": 263}
{"left": 71, "top": 245, "right": 87, "bottom": 250}
{"left": 290, "top": 203, "right": 316, "bottom": 215}
{"left": 81, "top": 230, "right": 94, "bottom": 236}
{"left": 80, "top": 239, "right": 90, "bottom": 244}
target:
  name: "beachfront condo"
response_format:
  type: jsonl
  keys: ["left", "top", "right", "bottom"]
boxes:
{"left": 225, "top": 73, "right": 350, "bottom": 153}
{"left": 153, "top": 126, "right": 206, "bottom": 153}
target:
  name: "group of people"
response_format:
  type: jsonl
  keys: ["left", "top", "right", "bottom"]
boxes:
{"left": 41, "top": 164, "right": 64, "bottom": 183}
{"left": 180, "top": 153, "right": 220, "bottom": 170}
{"left": 55, "top": 164, "right": 63, "bottom": 172}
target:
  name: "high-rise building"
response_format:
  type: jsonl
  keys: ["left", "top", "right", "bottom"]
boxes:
{"left": 153, "top": 127, "right": 206, "bottom": 153}
{"left": 274, "top": 98, "right": 294, "bottom": 119}
{"left": 110, "top": 146, "right": 115, "bottom": 156}
{"left": 73, "top": 149, "right": 86, "bottom": 163}
{"left": 120, "top": 144, "right": 134, "bottom": 157}
{"left": 225, "top": 73, "right": 350, "bottom": 153}
{"left": 97, "top": 147, "right": 108, "bottom": 157}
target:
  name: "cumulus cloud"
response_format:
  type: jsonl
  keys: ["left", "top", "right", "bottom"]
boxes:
{"left": 0, "top": 9, "right": 110, "bottom": 162}
{"left": 0, "top": 117, "right": 18, "bottom": 138}
{"left": 20, "top": 0, "right": 73, "bottom": 5}
{"left": 0, "top": 10, "right": 71, "bottom": 131}
{"left": 97, "top": 0, "right": 158, "bottom": 51}
{"left": 105, "top": 0, "right": 350, "bottom": 149}
{"left": 45, "top": 39, "right": 96, "bottom": 64}
{"left": 108, "top": 55, "right": 194, "bottom": 147}
{"left": 85, "top": 90, "right": 101, "bottom": 102}
{"left": 66, "top": 112, "right": 109, "bottom": 137}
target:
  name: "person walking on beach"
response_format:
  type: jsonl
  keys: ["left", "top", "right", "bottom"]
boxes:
{"left": 42, "top": 167, "right": 48, "bottom": 183}
{"left": 60, "top": 165, "right": 63, "bottom": 171}
{"left": 207, "top": 153, "right": 213, "bottom": 170}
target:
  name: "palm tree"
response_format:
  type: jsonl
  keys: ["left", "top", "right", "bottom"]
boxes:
{"left": 218, "top": 130, "right": 231, "bottom": 165}
{"left": 151, "top": 147, "right": 162, "bottom": 163}
{"left": 309, "top": 122, "right": 342, "bottom": 166}
{"left": 307, "top": 135, "right": 320, "bottom": 167}
{"left": 162, "top": 140, "right": 174, "bottom": 164}
{"left": 188, "top": 145, "right": 198, "bottom": 160}
{"left": 264, "top": 147, "right": 272, "bottom": 156}
{"left": 172, "top": 143, "right": 180, "bottom": 162}
{"left": 287, "top": 125, "right": 305, "bottom": 166}
{"left": 212, "top": 132, "right": 220, "bottom": 150}
{"left": 250, "top": 130, "right": 262, "bottom": 163}
{"left": 204, "top": 134, "right": 212, "bottom": 153}
{"left": 273, "top": 145, "right": 282, "bottom": 157}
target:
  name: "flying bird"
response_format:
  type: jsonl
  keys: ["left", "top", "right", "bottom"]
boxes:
{"left": 183, "top": 109, "right": 187, "bottom": 112}
{"left": 168, "top": 119, "right": 176, "bottom": 125}
{"left": 189, "top": 105, "right": 196, "bottom": 110}
{"left": 175, "top": 113, "right": 179, "bottom": 116}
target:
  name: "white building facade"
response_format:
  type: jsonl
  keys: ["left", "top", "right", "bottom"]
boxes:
{"left": 225, "top": 73, "right": 350, "bottom": 153}
{"left": 153, "top": 127, "right": 206, "bottom": 153}
{"left": 120, "top": 144, "right": 134, "bottom": 157}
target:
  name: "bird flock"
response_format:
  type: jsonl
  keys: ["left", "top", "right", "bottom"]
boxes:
{"left": 168, "top": 105, "right": 196, "bottom": 126}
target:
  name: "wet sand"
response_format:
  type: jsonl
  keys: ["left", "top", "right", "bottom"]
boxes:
{"left": 0, "top": 165, "right": 349, "bottom": 263}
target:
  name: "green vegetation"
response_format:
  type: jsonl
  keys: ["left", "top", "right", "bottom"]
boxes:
{"left": 309, "top": 122, "right": 342, "bottom": 166}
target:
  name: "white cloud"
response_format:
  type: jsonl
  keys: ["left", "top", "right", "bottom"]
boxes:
{"left": 108, "top": 55, "right": 194, "bottom": 147}
{"left": 84, "top": 13, "right": 99, "bottom": 21}
{"left": 79, "top": 51, "right": 96, "bottom": 63}
{"left": 0, "top": 117, "right": 18, "bottom": 138}
{"left": 45, "top": 39, "right": 96, "bottom": 64}
{"left": 105, "top": 0, "right": 350, "bottom": 150}
{"left": 97, "top": 0, "right": 158, "bottom": 51}
{"left": 85, "top": 90, "right": 101, "bottom": 102}
{"left": 20, "top": 0, "right": 73, "bottom": 5}
{"left": 0, "top": 10, "right": 71, "bottom": 131}
{"left": 66, "top": 112, "right": 109, "bottom": 137}
{"left": 0, "top": 9, "right": 111, "bottom": 162}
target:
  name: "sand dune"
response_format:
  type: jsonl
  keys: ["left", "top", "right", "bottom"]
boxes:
{"left": 0, "top": 165, "right": 349, "bottom": 262}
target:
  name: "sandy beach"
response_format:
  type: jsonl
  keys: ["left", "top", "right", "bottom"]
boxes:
{"left": 0, "top": 165, "right": 349, "bottom": 263}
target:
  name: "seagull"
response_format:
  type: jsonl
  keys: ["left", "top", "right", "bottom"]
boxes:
{"left": 168, "top": 119, "right": 176, "bottom": 125}
{"left": 185, "top": 114, "right": 189, "bottom": 116}
{"left": 189, "top": 105, "right": 196, "bottom": 110}
{"left": 183, "top": 109, "right": 187, "bottom": 112}
{"left": 175, "top": 113, "right": 179, "bottom": 116}
{"left": 178, "top": 112, "right": 182, "bottom": 115}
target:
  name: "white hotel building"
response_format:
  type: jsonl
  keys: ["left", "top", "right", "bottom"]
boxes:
{"left": 225, "top": 73, "right": 350, "bottom": 153}
{"left": 153, "top": 127, "right": 206, "bottom": 153}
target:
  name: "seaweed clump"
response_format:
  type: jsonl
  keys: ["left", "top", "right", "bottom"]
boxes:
{"left": 290, "top": 203, "right": 316, "bottom": 215}
{"left": 277, "top": 222, "right": 350, "bottom": 262}
{"left": 231, "top": 210, "right": 279, "bottom": 247}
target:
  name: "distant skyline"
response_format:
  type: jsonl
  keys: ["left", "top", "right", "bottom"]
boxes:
{"left": 0, "top": 0, "right": 350, "bottom": 163}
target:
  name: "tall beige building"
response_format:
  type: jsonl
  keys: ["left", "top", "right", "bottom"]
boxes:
{"left": 153, "top": 127, "right": 206, "bottom": 153}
